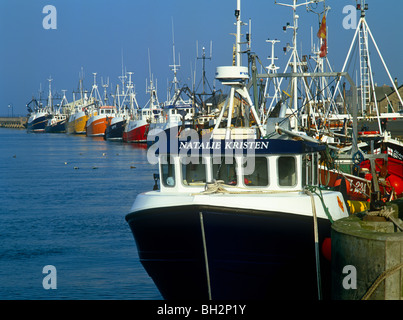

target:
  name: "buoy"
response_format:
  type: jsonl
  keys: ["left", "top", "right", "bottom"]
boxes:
{"left": 321, "top": 237, "right": 331, "bottom": 262}
{"left": 347, "top": 200, "right": 370, "bottom": 214}
{"left": 334, "top": 177, "right": 351, "bottom": 192}
{"left": 387, "top": 174, "right": 403, "bottom": 196}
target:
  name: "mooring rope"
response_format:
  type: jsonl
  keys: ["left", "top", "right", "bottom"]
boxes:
{"left": 199, "top": 212, "right": 212, "bottom": 300}
{"left": 304, "top": 188, "right": 323, "bottom": 301}
{"left": 366, "top": 207, "right": 403, "bottom": 232}
{"left": 360, "top": 206, "right": 403, "bottom": 299}
{"left": 361, "top": 262, "right": 403, "bottom": 300}
{"left": 305, "top": 185, "right": 335, "bottom": 224}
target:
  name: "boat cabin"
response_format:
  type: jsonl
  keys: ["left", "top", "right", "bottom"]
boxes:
{"left": 155, "top": 138, "right": 323, "bottom": 194}
{"left": 99, "top": 106, "right": 116, "bottom": 115}
{"left": 165, "top": 104, "right": 194, "bottom": 121}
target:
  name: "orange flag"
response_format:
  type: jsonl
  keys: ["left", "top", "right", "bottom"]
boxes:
{"left": 317, "top": 15, "right": 327, "bottom": 39}
{"left": 317, "top": 14, "right": 327, "bottom": 57}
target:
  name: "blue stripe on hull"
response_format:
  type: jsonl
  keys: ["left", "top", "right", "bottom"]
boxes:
{"left": 27, "top": 116, "right": 48, "bottom": 132}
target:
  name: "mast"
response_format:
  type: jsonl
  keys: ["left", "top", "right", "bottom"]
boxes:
{"left": 196, "top": 43, "right": 213, "bottom": 110}
{"left": 89, "top": 72, "right": 103, "bottom": 106}
{"left": 146, "top": 49, "right": 160, "bottom": 113}
{"left": 169, "top": 18, "right": 181, "bottom": 101}
{"left": 333, "top": 0, "right": 403, "bottom": 135}
{"left": 47, "top": 76, "right": 53, "bottom": 111}
{"left": 274, "top": 0, "right": 324, "bottom": 128}
{"left": 213, "top": 0, "right": 265, "bottom": 139}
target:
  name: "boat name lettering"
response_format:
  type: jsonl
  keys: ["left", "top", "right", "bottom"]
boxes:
{"left": 179, "top": 141, "right": 269, "bottom": 150}
{"left": 179, "top": 141, "right": 221, "bottom": 150}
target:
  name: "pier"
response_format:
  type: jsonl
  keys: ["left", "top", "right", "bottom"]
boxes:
{"left": 0, "top": 117, "right": 27, "bottom": 129}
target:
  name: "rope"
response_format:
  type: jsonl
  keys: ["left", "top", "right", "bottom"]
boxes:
{"left": 305, "top": 185, "right": 334, "bottom": 224}
{"left": 361, "top": 262, "right": 403, "bottom": 300}
{"left": 201, "top": 180, "right": 230, "bottom": 194}
{"left": 366, "top": 207, "right": 403, "bottom": 232}
{"left": 199, "top": 212, "right": 212, "bottom": 300}
{"left": 360, "top": 207, "right": 403, "bottom": 299}
{"left": 304, "top": 188, "right": 323, "bottom": 300}
{"left": 193, "top": 180, "right": 304, "bottom": 196}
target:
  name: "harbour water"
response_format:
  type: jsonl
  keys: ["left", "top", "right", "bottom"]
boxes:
{"left": 0, "top": 128, "right": 162, "bottom": 299}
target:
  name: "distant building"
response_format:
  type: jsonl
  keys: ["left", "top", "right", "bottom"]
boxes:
{"left": 377, "top": 81, "right": 403, "bottom": 114}
{"left": 335, "top": 79, "right": 403, "bottom": 116}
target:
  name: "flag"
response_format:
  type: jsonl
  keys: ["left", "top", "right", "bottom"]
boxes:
{"left": 317, "top": 14, "right": 327, "bottom": 58}
{"left": 317, "top": 14, "right": 327, "bottom": 39}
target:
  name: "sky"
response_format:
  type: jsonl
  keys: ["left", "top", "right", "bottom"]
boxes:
{"left": 0, "top": 0, "right": 402, "bottom": 116}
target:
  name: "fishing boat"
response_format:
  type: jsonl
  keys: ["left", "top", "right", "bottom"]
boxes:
{"left": 45, "top": 89, "right": 69, "bottom": 133}
{"left": 126, "top": 0, "right": 350, "bottom": 300}
{"left": 105, "top": 72, "right": 139, "bottom": 141}
{"left": 123, "top": 69, "right": 162, "bottom": 143}
{"left": 65, "top": 72, "right": 98, "bottom": 134}
{"left": 27, "top": 81, "right": 52, "bottom": 133}
{"left": 65, "top": 107, "right": 78, "bottom": 134}
{"left": 45, "top": 113, "right": 67, "bottom": 133}
{"left": 26, "top": 108, "right": 49, "bottom": 133}
{"left": 126, "top": 132, "right": 349, "bottom": 300}
{"left": 309, "top": 1, "right": 403, "bottom": 206}
{"left": 148, "top": 31, "right": 196, "bottom": 144}
{"left": 86, "top": 105, "right": 116, "bottom": 137}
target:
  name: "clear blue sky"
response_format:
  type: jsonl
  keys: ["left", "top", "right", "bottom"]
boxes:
{"left": 0, "top": 0, "right": 401, "bottom": 116}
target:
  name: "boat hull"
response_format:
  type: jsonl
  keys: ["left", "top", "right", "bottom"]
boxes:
{"left": 123, "top": 120, "right": 149, "bottom": 143}
{"left": 27, "top": 114, "right": 48, "bottom": 133}
{"left": 105, "top": 117, "right": 126, "bottom": 141}
{"left": 126, "top": 204, "right": 332, "bottom": 300}
{"left": 65, "top": 115, "right": 76, "bottom": 134}
{"left": 74, "top": 112, "right": 88, "bottom": 134}
{"left": 45, "top": 119, "right": 66, "bottom": 133}
{"left": 86, "top": 116, "right": 111, "bottom": 137}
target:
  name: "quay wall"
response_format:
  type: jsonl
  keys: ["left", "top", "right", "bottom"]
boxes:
{"left": 0, "top": 117, "right": 27, "bottom": 129}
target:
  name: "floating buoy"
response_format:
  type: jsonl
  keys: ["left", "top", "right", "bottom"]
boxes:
{"left": 102, "top": 153, "right": 106, "bottom": 156}
{"left": 64, "top": 162, "right": 68, "bottom": 165}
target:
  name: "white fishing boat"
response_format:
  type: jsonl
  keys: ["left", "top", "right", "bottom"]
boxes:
{"left": 123, "top": 58, "right": 163, "bottom": 143}
{"left": 126, "top": 0, "right": 349, "bottom": 300}
{"left": 105, "top": 72, "right": 139, "bottom": 141}
{"left": 27, "top": 83, "right": 50, "bottom": 133}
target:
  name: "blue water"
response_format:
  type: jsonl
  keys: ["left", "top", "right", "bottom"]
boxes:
{"left": 0, "top": 128, "right": 162, "bottom": 299}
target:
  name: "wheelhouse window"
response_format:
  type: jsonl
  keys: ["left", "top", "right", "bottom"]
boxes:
{"left": 278, "top": 156, "right": 297, "bottom": 187}
{"left": 243, "top": 157, "right": 269, "bottom": 187}
{"left": 181, "top": 157, "right": 207, "bottom": 186}
{"left": 212, "top": 156, "right": 237, "bottom": 185}
{"left": 160, "top": 155, "right": 175, "bottom": 187}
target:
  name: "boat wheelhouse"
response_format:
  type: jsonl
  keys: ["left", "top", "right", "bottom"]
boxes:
{"left": 86, "top": 105, "right": 116, "bottom": 137}
{"left": 126, "top": 137, "right": 349, "bottom": 300}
